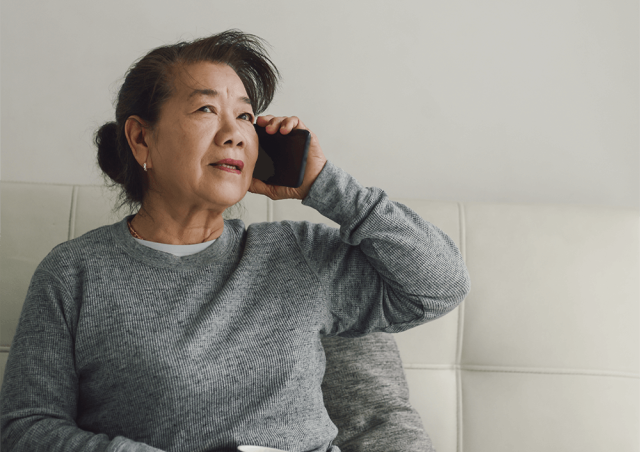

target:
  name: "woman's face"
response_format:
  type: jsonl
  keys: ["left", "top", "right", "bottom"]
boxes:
{"left": 145, "top": 61, "right": 258, "bottom": 214}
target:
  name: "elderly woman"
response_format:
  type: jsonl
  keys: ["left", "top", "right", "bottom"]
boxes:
{"left": 0, "top": 30, "right": 470, "bottom": 452}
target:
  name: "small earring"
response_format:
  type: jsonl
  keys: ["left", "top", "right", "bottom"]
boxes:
{"left": 143, "top": 162, "right": 147, "bottom": 172}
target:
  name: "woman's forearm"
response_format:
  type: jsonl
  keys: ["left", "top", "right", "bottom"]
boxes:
{"left": 294, "top": 159, "right": 471, "bottom": 336}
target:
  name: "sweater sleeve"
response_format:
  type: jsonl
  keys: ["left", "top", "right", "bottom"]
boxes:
{"left": 0, "top": 267, "right": 164, "bottom": 452}
{"left": 294, "top": 159, "right": 471, "bottom": 337}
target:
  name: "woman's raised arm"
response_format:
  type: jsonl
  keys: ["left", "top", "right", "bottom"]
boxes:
{"left": 289, "top": 159, "right": 471, "bottom": 337}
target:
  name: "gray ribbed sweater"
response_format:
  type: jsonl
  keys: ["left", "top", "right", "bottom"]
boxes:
{"left": 1, "top": 160, "right": 470, "bottom": 452}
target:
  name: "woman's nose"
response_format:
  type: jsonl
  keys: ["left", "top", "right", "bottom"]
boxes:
{"left": 214, "top": 115, "right": 244, "bottom": 148}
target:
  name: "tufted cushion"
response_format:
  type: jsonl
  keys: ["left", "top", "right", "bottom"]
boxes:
{"left": 321, "top": 333, "right": 435, "bottom": 452}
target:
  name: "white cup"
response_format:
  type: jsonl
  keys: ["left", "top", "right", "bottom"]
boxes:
{"left": 237, "top": 446, "right": 288, "bottom": 452}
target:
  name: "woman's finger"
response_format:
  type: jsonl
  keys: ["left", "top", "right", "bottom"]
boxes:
{"left": 255, "top": 115, "right": 274, "bottom": 127}
{"left": 249, "top": 176, "right": 298, "bottom": 201}
{"left": 278, "top": 116, "right": 301, "bottom": 135}
{"left": 256, "top": 115, "right": 301, "bottom": 135}
{"left": 248, "top": 177, "right": 276, "bottom": 199}
{"left": 265, "top": 116, "right": 285, "bottom": 134}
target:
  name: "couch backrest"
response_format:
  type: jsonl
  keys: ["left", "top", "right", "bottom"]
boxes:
{"left": 1, "top": 180, "right": 638, "bottom": 452}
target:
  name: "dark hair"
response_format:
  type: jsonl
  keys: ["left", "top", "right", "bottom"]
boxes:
{"left": 94, "top": 29, "right": 279, "bottom": 215}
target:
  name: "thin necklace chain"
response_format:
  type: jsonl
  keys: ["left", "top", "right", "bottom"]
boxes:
{"left": 127, "top": 219, "right": 144, "bottom": 240}
{"left": 127, "top": 217, "right": 216, "bottom": 243}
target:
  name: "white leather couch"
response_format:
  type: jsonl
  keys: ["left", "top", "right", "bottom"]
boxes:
{"left": 1, "top": 180, "right": 638, "bottom": 452}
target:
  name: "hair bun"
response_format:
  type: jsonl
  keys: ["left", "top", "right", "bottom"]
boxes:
{"left": 95, "top": 122, "right": 124, "bottom": 184}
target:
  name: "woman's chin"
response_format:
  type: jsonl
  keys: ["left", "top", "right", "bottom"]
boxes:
{"left": 203, "top": 188, "right": 247, "bottom": 210}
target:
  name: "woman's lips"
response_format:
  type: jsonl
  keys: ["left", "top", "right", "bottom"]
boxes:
{"left": 211, "top": 164, "right": 241, "bottom": 174}
{"left": 212, "top": 158, "right": 244, "bottom": 171}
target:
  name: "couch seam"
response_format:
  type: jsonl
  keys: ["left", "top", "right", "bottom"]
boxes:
{"left": 456, "top": 203, "right": 466, "bottom": 362}
{"left": 68, "top": 186, "right": 78, "bottom": 241}
{"left": 1, "top": 180, "right": 82, "bottom": 187}
{"left": 456, "top": 201, "right": 466, "bottom": 452}
{"left": 402, "top": 363, "right": 640, "bottom": 379}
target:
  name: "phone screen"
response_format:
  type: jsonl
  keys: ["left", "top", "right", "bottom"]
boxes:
{"left": 252, "top": 124, "right": 311, "bottom": 188}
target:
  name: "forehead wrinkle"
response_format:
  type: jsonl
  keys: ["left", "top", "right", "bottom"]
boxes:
{"left": 188, "top": 88, "right": 219, "bottom": 99}
{"left": 188, "top": 89, "right": 253, "bottom": 108}
{"left": 174, "top": 62, "right": 253, "bottom": 108}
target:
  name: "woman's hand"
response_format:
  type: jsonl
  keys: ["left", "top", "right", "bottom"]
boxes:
{"left": 248, "top": 115, "right": 327, "bottom": 201}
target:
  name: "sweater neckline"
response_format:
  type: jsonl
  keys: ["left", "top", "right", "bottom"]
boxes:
{"left": 113, "top": 215, "right": 240, "bottom": 270}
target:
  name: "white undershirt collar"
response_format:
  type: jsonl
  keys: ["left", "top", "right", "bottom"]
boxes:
{"left": 133, "top": 237, "right": 217, "bottom": 257}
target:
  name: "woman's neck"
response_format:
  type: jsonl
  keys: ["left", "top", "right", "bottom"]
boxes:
{"left": 129, "top": 204, "right": 224, "bottom": 245}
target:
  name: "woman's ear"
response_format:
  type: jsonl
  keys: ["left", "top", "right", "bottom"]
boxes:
{"left": 125, "top": 115, "right": 153, "bottom": 170}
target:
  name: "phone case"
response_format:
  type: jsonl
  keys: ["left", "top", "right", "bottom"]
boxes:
{"left": 253, "top": 125, "right": 311, "bottom": 188}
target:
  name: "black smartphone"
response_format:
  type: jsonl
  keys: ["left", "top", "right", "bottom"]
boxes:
{"left": 252, "top": 124, "right": 311, "bottom": 188}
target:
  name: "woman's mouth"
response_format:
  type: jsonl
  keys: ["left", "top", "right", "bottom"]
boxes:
{"left": 211, "top": 163, "right": 242, "bottom": 174}
{"left": 211, "top": 158, "right": 244, "bottom": 174}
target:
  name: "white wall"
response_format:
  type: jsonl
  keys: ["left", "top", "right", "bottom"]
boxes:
{"left": 1, "top": 0, "right": 638, "bottom": 209}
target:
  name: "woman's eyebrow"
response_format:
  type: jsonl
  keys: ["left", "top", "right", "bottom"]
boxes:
{"left": 188, "top": 88, "right": 218, "bottom": 99}
{"left": 188, "top": 88, "right": 252, "bottom": 105}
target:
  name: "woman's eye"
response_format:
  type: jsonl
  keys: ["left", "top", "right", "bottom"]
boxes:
{"left": 199, "top": 106, "right": 214, "bottom": 113}
{"left": 239, "top": 113, "right": 253, "bottom": 121}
